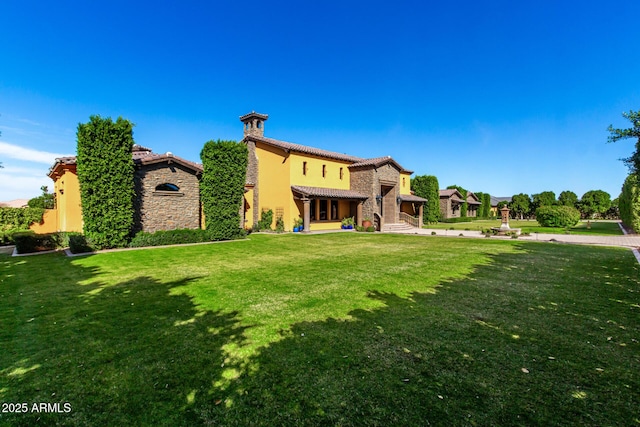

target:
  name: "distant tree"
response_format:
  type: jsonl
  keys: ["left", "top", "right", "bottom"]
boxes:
{"left": 447, "top": 185, "right": 468, "bottom": 217}
{"left": 605, "top": 197, "right": 620, "bottom": 220}
{"left": 411, "top": 175, "right": 440, "bottom": 223}
{"left": 482, "top": 193, "right": 491, "bottom": 217}
{"left": 578, "top": 190, "right": 611, "bottom": 219}
{"left": 200, "top": 139, "right": 248, "bottom": 239}
{"left": 608, "top": 110, "right": 640, "bottom": 177}
{"left": 558, "top": 190, "right": 578, "bottom": 207}
{"left": 509, "top": 193, "right": 531, "bottom": 220}
{"left": 77, "top": 115, "right": 135, "bottom": 249}
{"left": 27, "top": 186, "right": 55, "bottom": 209}
{"left": 496, "top": 200, "right": 508, "bottom": 210}
{"left": 531, "top": 191, "right": 556, "bottom": 213}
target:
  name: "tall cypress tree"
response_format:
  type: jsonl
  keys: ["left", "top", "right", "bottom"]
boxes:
{"left": 200, "top": 140, "right": 248, "bottom": 240}
{"left": 411, "top": 175, "right": 440, "bottom": 223}
{"left": 76, "top": 116, "right": 135, "bottom": 249}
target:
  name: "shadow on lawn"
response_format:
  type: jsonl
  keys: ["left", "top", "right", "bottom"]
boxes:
{"left": 0, "top": 253, "right": 250, "bottom": 427}
{"left": 202, "top": 244, "right": 639, "bottom": 427}
{"left": 1, "top": 243, "right": 638, "bottom": 426}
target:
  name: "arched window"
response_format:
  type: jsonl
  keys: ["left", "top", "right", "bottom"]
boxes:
{"left": 155, "top": 183, "right": 180, "bottom": 191}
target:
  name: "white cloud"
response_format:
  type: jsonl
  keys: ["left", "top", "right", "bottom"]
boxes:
{"left": 0, "top": 174, "right": 51, "bottom": 201}
{"left": 0, "top": 141, "right": 68, "bottom": 164}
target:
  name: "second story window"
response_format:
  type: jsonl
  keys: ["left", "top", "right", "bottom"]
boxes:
{"left": 322, "top": 164, "right": 326, "bottom": 178}
{"left": 303, "top": 161, "right": 307, "bottom": 176}
{"left": 340, "top": 167, "right": 343, "bottom": 180}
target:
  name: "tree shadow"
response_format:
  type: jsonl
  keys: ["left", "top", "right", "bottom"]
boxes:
{"left": 0, "top": 253, "right": 250, "bottom": 426}
{"left": 201, "top": 244, "right": 640, "bottom": 426}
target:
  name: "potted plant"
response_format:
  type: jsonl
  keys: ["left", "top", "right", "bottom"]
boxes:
{"left": 362, "top": 217, "right": 372, "bottom": 228}
{"left": 293, "top": 217, "right": 304, "bottom": 232}
{"left": 341, "top": 216, "right": 355, "bottom": 229}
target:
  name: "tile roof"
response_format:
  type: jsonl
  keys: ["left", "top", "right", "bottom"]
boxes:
{"left": 490, "top": 196, "right": 513, "bottom": 206}
{"left": 246, "top": 135, "right": 413, "bottom": 173}
{"left": 48, "top": 147, "right": 202, "bottom": 178}
{"left": 399, "top": 194, "right": 428, "bottom": 203}
{"left": 291, "top": 185, "right": 368, "bottom": 200}
{"left": 247, "top": 135, "right": 363, "bottom": 163}
{"left": 239, "top": 111, "right": 269, "bottom": 121}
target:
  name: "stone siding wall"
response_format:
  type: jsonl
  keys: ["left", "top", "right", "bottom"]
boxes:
{"left": 350, "top": 163, "right": 401, "bottom": 223}
{"left": 245, "top": 140, "right": 260, "bottom": 225}
{"left": 134, "top": 162, "right": 201, "bottom": 233}
{"left": 350, "top": 168, "right": 376, "bottom": 219}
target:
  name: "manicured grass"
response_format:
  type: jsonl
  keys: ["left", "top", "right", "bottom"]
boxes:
{"left": 426, "top": 219, "right": 623, "bottom": 235}
{"left": 1, "top": 234, "right": 638, "bottom": 426}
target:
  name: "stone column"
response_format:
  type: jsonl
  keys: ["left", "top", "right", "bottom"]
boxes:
{"left": 418, "top": 204, "right": 424, "bottom": 228}
{"left": 500, "top": 206, "right": 511, "bottom": 230}
{"left": 303, "top": 198, "right": 311, "bottom": 232}
{"left": 357, "top": 201, "right": 363, "bottom": 227}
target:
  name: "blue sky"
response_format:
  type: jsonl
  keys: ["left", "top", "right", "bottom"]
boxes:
{"left": 1, "top": 0, "right": 638, "bottom": 201}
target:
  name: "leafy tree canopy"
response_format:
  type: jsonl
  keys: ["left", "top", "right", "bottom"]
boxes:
{"left": 532, "top": 191, "right": 556, "bottom": 209}
{"left": 578, "top": 190, "right": 611, "bottom": 218}
{"left": 27, "top": 186, "right": 55, "bottom": 209}
{"left": 608, "top": 110, "right": 640, "bottom": 176}
{"left": 558, "top": 190, "right": 578, "bottom": 207}
{"left": 509, "top": 193, "right": 531, "bottom": 219}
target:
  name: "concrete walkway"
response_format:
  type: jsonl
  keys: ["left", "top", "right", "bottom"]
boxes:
{"left": 383, "top": 227, "right": 640, "bottom": 249}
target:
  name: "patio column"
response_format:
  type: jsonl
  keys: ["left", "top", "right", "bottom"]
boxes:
{"left": 302, "top": 198, "right": 311, "bottom": 232}
{"left": 418, "top": 203, "right": 424, "bottom": 228}
{"left": 357, "top": 201, "right": 363, "bottom": 227}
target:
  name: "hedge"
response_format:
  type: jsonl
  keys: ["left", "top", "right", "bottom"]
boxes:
{"left": 76, "top": 115, "right": 135, "bottom": 249}
{"left": 535, "top": 205, "right": 580, "bottom": 228}
{"left": 0, "top": 207, "right": 45, "bottom": 231}
{"left": 13, "top": 232, "right": 60, "bottom": 254}
{"left": 200, "top": 140, "right": 248, "bottom": 240}
{"left": 619, "top": 174, "right": 640, "bottom": 232}
{"left": 129, "top": 228, "right": 219, "bottom": 248}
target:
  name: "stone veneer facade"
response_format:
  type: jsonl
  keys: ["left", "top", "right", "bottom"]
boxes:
{"left": 349, "top": 163, "right": 400, "bottom": 224}
{"left": 134, "top": 162, "right": 201, "bottom": 233}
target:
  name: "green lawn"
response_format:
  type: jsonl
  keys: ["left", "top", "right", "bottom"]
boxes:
{"left": 1, "top": 234, "right": 639, "bottom": 426}
{"left": 426, "top": 219, "right": 623, "bottom": 235}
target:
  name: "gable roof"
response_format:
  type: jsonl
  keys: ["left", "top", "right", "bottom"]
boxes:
{"left": 466, "top": 192, "right": 481, "bottom": 205}
{"left": 48, "top": 145, "right": 202, "bottom": 178}
{"left": 439, "top": 189, "right": 465, "bottom": 203}
{"left": 244, "top": 135, "right": 413, "bottom": 173}
{"left": 490, "top": 196, "right": 512, "bottom": 206}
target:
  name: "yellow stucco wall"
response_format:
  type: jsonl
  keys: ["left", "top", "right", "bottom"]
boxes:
{"left": 54, "top": 166, "right": 83, "bottom": 232}
{"left": 399, "top": 172, "right": 411, "bottom": 195}
{"left": 255, "top": 142, "right": 292, "bottom": 229}
{"left": 29, "top": 209, "right": 58, "bottom": 234}
{"left": 289, "top": 153, "right": 352, "bottom": 190}
{"left": 243, "top": 187, "right": 254, "bottom": 230}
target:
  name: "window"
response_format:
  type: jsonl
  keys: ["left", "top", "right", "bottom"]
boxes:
{"left": 322, "top": 164, "right": 326, "bottom": 178}
{"left": 310, "top": 199, "right": 316, "bottom": 220}
{"left": 155, "top": 183, "right": 179, "bottom": 191}
{"left": 402, "top": 177, "right": 406, "bottom": 187}
{"left": 340, "top": 167, "right": 343, "bottom": 180}
{"left": 319, "top": 200, "right": 328, "bottom": 220}
{"left": 303, "top": 161, "right": 307, "bottom": 175}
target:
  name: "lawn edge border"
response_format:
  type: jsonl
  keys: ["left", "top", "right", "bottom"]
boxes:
{"left": 63, "top": 237, "right": 251, "bottom": 257}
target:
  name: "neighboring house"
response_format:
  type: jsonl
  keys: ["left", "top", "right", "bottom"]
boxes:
{"left": 439, "top": 189, "right": 466, "bottom": 219}
{"left": 465, "top": 192, "right": 482, "bottom": 218}
{"left": 39, "top": 145, "right": 203, "bottom": 233}
{"left": 490, "top": 196, "right": 512, "bottom": 217}
{"left": 241, "top": 112, "right": 427, "bottom": 231}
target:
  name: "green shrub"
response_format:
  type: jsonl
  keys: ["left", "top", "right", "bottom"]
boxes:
{"left": 0, "top": 207, "right": 45, "bottom": 231}
{"left": 355, "top": 225, "right": 364, "bottom": 232}
{"left": 13, "top": 232, "right": 60, "bottom": 254}
{"left": 275, "top": 216, "right": 285, "bottom": 233}
{"left": 69, "top": 234, "right": 95, "bottom": 254}
{"left": 440, "top": 217, "right": 479, "bottom": 223}
{"left": 619, "top": 174, "right": 640, "bottom": 232}
{"left": 258, "top": 210, "right": 274, "bottom": 231}
{"left": 129, "top": 228, "right": 220, "bottom": 248}
{"left": 535, "top": 205, "right": 580, "bottom": 228}
{"left": 366, "top": 226, "right": 376, "bottom": 232}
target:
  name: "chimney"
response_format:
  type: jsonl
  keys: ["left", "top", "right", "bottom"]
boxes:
{"left": 240, "top": 111, "right": 269, "bottom": 138}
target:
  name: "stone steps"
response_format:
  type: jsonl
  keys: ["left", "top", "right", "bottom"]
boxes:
{"left": 381, "top": 223, "right": 417, "bottom": 233}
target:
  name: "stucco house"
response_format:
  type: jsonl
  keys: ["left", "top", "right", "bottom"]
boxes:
{"left": 40, "top": 145, "right": 203, "bottom": 233}
{"left": 240, "top": 112, "right": 427, "bottom": 232}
